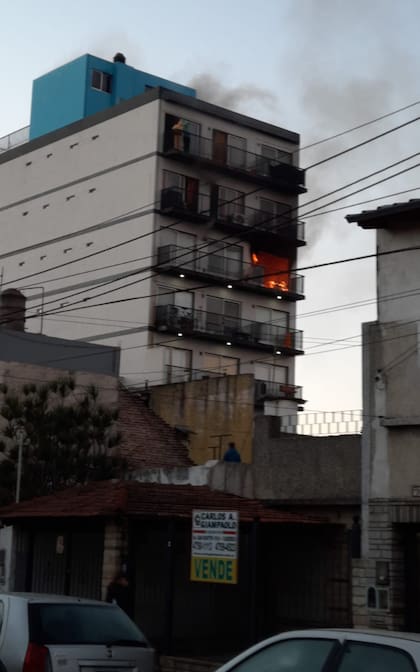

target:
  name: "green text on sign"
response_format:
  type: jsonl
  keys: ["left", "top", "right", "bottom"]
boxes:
{"left": 190, "top": 556, "right": 238, "bottom": 584}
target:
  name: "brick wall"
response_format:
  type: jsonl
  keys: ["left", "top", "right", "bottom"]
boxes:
{"left": 352, "top": 501, "right": 407, "bottom": 630}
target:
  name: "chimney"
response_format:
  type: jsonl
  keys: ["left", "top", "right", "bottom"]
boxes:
{"left": 0, "top": 289, "right": 26, "bottom": 331}
{"left": 113, "top": 53, "right": 126, "bottom": 64}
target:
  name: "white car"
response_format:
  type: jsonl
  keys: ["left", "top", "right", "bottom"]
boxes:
{"left": 0, "top": 593, "right": 154, "bottom": 672}
{"left": 216, "top": 628, "right": 420, "bottom": 672}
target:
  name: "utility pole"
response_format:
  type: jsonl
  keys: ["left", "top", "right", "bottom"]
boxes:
{"left": 15, "top": 429, "right": 24, "bottom": 504}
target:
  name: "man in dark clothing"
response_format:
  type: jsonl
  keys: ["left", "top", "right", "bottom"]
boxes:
{"left": 106, "top": 572, "right": 131, "bottom": 616}
{"left": 223, "top": 442, "right": 241, "bottom": 463}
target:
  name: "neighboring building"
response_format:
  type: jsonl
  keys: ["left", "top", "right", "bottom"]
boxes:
{"left": 0, "top": 480, "right": 352, "bottom": 656}
{"left": 347, "top": 200, "right": 420, "bottom": 631}
{"left": 0, "top": 52, "right": 306, "bottom": 419}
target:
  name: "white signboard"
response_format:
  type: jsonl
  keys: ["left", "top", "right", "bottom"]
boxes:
{"left": 191, "top": 510, "right": 239, "bottom": 584}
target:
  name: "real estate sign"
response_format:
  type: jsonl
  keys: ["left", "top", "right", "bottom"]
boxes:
{"left": 190, "top": 509, "right": 239, "bottom": 584}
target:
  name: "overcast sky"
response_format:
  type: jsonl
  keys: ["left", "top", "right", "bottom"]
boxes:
{"left": 1, "top": 0, "right": 420, "bottom": 413}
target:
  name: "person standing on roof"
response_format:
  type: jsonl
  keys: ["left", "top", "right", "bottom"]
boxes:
{"left": 223, "top": 442, "right": 241, "bottom": 463}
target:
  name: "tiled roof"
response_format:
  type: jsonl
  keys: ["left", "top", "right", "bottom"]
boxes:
{"left": 117, "top": 388, "right": 193, "bottom": 469}
{"left": 346, "top": 199, "right": 420, "bottom": 228}
{"left": 0, "top": 480, "right": 325, "bottom": 524}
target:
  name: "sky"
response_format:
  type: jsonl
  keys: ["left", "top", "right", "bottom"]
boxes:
{"left": 1, "top": 0, "right": 420, "bottom": 413}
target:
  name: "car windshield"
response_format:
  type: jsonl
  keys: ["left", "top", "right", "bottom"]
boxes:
{"left": 29, "top": 603, "right": 148, "bottom": 646}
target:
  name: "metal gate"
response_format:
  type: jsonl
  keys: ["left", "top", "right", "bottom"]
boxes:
{"left": 31, "top": 528, "right": 104, "bottom": 599}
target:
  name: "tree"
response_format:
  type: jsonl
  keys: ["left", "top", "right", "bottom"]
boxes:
{"left": 0, "top": 377, "right": 124, "bottom": 503}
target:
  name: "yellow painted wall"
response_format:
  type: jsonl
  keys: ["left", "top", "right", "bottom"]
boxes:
{"left": 150, "top": 374, "right": 255, "bottom": 464}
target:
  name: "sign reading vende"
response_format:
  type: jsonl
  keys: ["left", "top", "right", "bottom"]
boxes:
{"left": 190, "top": 509, "right": 239, "bottom": 584}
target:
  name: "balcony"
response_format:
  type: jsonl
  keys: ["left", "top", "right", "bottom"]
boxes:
{"left": 254, "top": 380, "right": 304, "bottom": 405}
{"left": 155, "top": 305, "right": 304, "bottom": 355}
{"left": 156, "top": 244, "right": 305, "bottom": 300}
{"left": 215, "top": 203, "right": 305, "bottom": 248}
{"left": 160, "top": 187, "right": 211, "bottom": 223}
{"left": 162, "top": 131, "right": 306, "bottom": 194}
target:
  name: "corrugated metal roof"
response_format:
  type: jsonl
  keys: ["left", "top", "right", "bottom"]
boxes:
{"left": 0, "top": 481, "right": 325, "bottom": 525}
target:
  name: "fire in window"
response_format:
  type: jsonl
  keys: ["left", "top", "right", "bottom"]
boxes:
{"left": 251, "top": 251, "right": 290, "bottom": 291}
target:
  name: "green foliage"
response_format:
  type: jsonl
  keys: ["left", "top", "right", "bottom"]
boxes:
{"left": 0, "top": 377, "right": 124, "bottom": 503}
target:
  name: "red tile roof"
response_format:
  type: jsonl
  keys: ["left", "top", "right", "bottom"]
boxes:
{"left": 117, "top": 388, "right": 193, "bottom": 469}
{"left": 0, "top": 481, "right": 325, "bottom": 525}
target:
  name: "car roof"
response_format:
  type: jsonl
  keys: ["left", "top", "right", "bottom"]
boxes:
{"left": 1, "top": 592, "right": 111, "bottom": 606}
{"left": 298, "top": 628, "right": 420, "bottom": 643}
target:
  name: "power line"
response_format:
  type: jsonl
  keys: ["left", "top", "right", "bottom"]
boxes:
{"left": 299, "top": 98, "right": 420, "bottom": 152}
{"left": 2, "top": 111, "right": 420, "bottom": 320}
{"left": 6, "top": 146, "right": 420, "bottom": 328}
{"left": 304, "top": 114, "right": 420, "bottom": 170}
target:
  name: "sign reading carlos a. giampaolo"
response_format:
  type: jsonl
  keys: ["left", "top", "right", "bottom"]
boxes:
{"left": 190, "top": 509, "right": 239, "bottom": 584}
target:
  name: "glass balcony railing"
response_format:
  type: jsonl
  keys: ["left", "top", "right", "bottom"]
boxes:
{"left": 165, "top": 364, "right": 223, "bottom": 384}
{"left": 0, "top": 126, "right": 30, "bottom": 153}
{"left": 156, "top": 244, "right": 304, "bottom": 298}
{"left": 155, "top": 304, "right": 303, "bottom": 354}
{"left": 163, "top": 131, "right": 305, "bottom": 192}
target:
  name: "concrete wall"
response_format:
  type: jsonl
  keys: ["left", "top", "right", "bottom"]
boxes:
{"left": 208, "top": 416, "right": 361, "bottom": 502}
{"left": 149, "top": 374, "right": 255, "bottom": 464}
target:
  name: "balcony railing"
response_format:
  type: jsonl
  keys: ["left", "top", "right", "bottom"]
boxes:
{"left": 155, "top": 305, "right": 303, "bottom": 354}
{"left": 156, "top": 244, "right": 305, "bottom": 298}
{"left": 0, "top": 126, "right": 30, "bottom": 153}
{"left": 158, "top": 187, "right": 305, "bottom": 246}
{"left": 160, "top": 187, "right": 211, "bottom": 222}
{"left": 165, "top": 364, "right": 224, "bottom": 384}
{"left": 215, "top": 203, "right": 305, "bottom": 245}
{"left": 254, "top": 380, "right": 304, "bottom": 403}
{"left": 163, "top": 131, "right": 305, "bottom": 192}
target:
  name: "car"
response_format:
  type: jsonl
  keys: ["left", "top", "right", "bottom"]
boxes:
{"left": 216, "top": 628, "right": 420, "bottom": 672}
{"left": 0, "top": 592, "right": 154, "bottom": 672}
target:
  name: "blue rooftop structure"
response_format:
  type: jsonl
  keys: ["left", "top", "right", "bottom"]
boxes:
{"left": 29, "top": 53, "right": 196, "bottom": 140}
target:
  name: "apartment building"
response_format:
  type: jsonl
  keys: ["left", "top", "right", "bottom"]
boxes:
{"left": 0, "top": 53, "right": 306, "bottom": 415}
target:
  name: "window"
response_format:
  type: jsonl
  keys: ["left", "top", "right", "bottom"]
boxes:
{"left": 203, "top": 239, "right": 243, "bottom": 279}
{"left": 29, "top": 603, "right": 147, "bottom": 646}
{"left": 255, "top": 306, "right": 289, "bottom": 346}
{"left": 254, "top": 363, "right": 287, "bottom": 384}
{"left": 157, "top": 286, "right": 193, "bottom": 310}
{"left": 162, "top": 170, "right": 200, "bottom": 213}
{"left": 206, "top": 296, "right": 240, "bottom": 336}
{"left": 228, "top": 637, "right": 337, "bottom": 672}
{"left": 337, "top": 641, "right": 416, "bottom": 672}
{"left": 261, "top": 143, "right": 293, "bottom": 166}
{"left": 218, "top": 186, "right": 245, "bottom": 221}
{"left": 164, "top": 347, "right": 192, "bottom": 383}
{"left": 213, "top": 130, "right": 246, "bottom": 168}
{"left": 260, "top": 198, "right": 291, "bottom": 221}
{"left": 202, "top": 353, "right": 239, "bottom": 376}
{"left": 91, "top": 70, "right": 112, "bottom": 93}
{"left": 159, "top": 229, "right": 196, "bottom": 269}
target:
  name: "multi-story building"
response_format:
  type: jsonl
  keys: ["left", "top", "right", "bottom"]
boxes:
{"left": 347, "top": 200, "right": 420, "bottom": 632}
{"left": 0, "top": 52, "right": 306, "bottom": 417}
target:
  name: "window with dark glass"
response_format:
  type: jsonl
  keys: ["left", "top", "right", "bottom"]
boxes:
{"left": 91, "top": 70, "right": 112, "bottom": 93}
{"left": 337, "top": 641, "right": 416, "bottom": 672}
{"left": 228, "top": 637, "right": 337, "bottom": 672}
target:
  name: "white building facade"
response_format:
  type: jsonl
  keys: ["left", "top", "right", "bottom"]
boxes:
{"left": 0, "top": 83, "right": 306, "bottom": 413}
